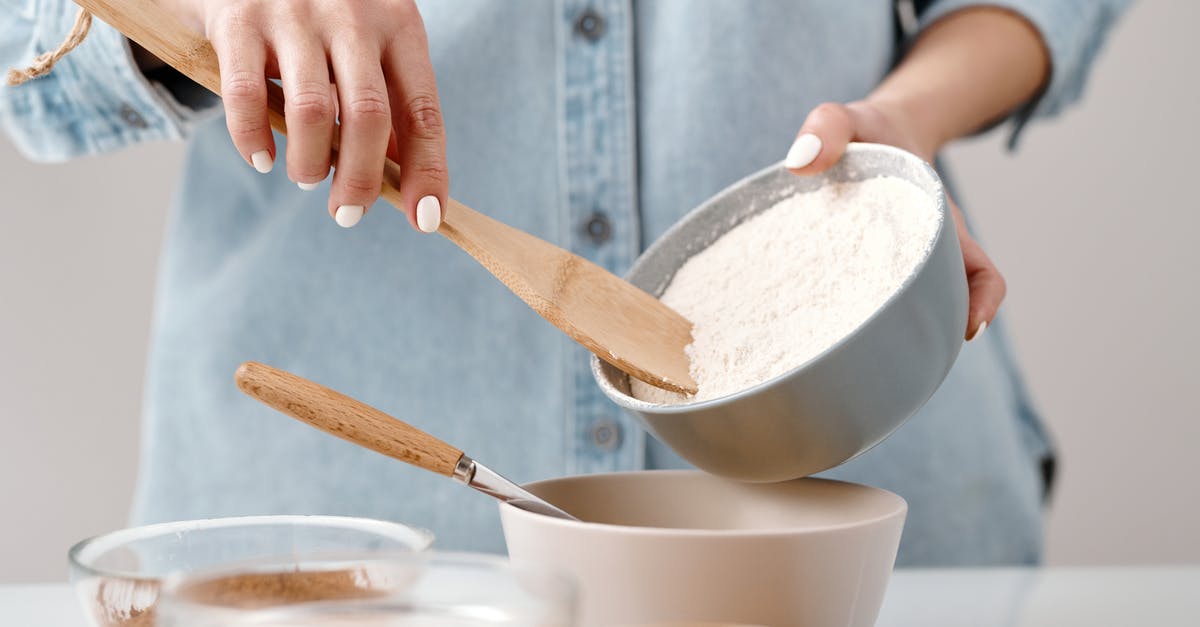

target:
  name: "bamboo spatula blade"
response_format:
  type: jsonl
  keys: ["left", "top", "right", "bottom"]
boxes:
{"left": 431, "top": 199, "right": 695, "bottom": 393}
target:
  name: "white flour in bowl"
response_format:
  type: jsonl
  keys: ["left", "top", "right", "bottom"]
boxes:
{"left": 630, "top": 175, "right": 939, "bottom": 405}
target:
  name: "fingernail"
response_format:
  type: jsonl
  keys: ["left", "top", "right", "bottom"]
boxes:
{"left": 416, "top": 195, "right": 441, "bottom": 233}
{"left": 969, "top": 320, "right": 988, "bottom": 341}
{"left": 784, "top": 133, "right": 822, "bottom": 170}
{"left": 334, "top": 205, "right": 364, "bottom": 228}
{"left": 250, "top": 150, "right": 273, "bottom": 174}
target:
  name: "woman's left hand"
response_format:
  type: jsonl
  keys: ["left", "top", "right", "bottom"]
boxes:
{"left": 785, "top": 100, "right": 1002, "bottom": 341}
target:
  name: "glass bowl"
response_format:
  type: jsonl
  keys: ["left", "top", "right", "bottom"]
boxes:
{"left": 68, "top": 515, "right": 433, "bottom": 627}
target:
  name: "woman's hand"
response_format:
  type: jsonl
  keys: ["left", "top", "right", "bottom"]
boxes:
{"left": 784, "top": 100, "right": 1003, "bottom": 341}
{"left": 165, "top": 0, "right": 446, "bottom": 231}
{"left": 780, "top": 8, "right": 1050, "bottom": 341}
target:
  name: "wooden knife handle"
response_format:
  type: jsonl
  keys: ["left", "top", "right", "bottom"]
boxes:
{"left": 235, "top": 362, "right": 464, "bottom": 477}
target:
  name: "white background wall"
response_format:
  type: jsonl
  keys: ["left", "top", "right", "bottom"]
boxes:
{"left": 1, "top": 1, "right": 1195, "bottom": 582}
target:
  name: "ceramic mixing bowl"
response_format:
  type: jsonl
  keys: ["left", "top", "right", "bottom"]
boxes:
{"left": 68, "top": 515, "right": 433, "bottom": 627}
{"left": 500, "top": 470, "right": 906, "bottom": 627}
{"left": 593, "top": 143, "right": 968, "bottom": 481}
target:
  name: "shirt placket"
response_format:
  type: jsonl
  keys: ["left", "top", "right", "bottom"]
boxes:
{"left": 557, "top": 0, "right": 644, "bottom": 475}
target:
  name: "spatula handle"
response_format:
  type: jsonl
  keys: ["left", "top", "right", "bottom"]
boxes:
{"left": 235, "top": 362, "right": 464, "bottom": 477}
{"left": 75, "top": 0, "right": 220, "bottom": 95}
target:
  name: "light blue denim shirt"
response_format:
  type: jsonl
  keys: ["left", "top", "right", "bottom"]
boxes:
{"left": 2, "top": 0, "right": 1127, "bottom": 566}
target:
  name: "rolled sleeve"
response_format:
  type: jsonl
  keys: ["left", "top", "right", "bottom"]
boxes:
{"left": 917, "top": 0, "right": 1131, "bottom": 148}
{"left": 0, "top": 0, "right": 218, "bottom": 162}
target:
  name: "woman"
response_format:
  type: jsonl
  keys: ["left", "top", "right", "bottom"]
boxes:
{"left": 1, "top": 0, "right": 1126, "bottom": 565}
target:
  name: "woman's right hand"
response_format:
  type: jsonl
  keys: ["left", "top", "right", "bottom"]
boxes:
{"left": 165, "top": 0, "right": 446, "bottom": 231}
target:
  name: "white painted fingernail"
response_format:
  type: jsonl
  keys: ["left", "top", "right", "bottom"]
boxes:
{"left": 416, "top": 195, "right": 441, "bottom": 233}
{"left": 250, "top": 150, "right": 273, "bottom": 174}
{"left": 784, "top": 133, "right": 822, "bottom": 169}
{"left": 297, "top": 181, "right": 320, "bottom": 191}
{"left": 969, "top": 320, "right": 988, "bottom": 341}
{"left": 334, "top": 205, "right": 364, "bottom": 228}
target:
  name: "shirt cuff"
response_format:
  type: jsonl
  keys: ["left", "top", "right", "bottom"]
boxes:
{"left": 916, "top": 0, "right": 1129, "bottom": 149}
{"left": 1, "top": 3, "right": 219, "bottom": 162}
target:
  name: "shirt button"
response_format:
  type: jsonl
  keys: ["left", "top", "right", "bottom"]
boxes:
{"left": 574, "top": 8, "right": 606, "bottom": 42}
{"left": 583, "top": 212, "right": 612, "bottom": 244}
{"left": 119, "top": 103, "right": 149, "bottom": 129}
{"left": 590, "top": 417, "right": 621, "bottom": 451}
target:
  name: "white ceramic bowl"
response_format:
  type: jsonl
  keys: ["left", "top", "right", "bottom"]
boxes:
{"left": 499, "top": 471, "right": 906, "bottom": 627}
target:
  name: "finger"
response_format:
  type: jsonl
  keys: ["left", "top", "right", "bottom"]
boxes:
{"left": 328, "top": 41, "right": 391, "bottom": 228}
{"left": 386, "top": 130, "right": 401, "bottom": 163}
{"left": 384, "top": 24, "right": 448, "bottom": 233}
{"left": 275, "top": 31, "right": 334, "bottom": 190}
{"left": 950, "top": 200, "right": 1006, "bottom": 340}
{"left": 785, "top": 102, "right": 855, "bottom": 174}
{"left": 963, "top": 236, "right": 1005, "bottom": 340}
{"left": 209, "top": 9, "right": 274, "bottom": 173}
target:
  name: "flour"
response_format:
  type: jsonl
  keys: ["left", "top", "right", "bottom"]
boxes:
{"left": 630, "top": 176, "right": 938, "bottom": 405}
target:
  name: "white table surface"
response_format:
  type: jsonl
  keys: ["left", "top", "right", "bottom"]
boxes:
{"left": 2, "top": 566, "right": 1197, "bottom": 626}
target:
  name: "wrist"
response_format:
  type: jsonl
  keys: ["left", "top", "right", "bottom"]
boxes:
{"left": 862, "top": 7, "right": 1050, "bottom": 160}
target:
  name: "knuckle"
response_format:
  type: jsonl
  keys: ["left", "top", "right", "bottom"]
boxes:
{"left": 291, "top": 167, "right": 329, "bottom": 182}
{"left": 286, "top": 89, "right": 335, "bottom": 127}
{"left": 275, "top": 1, "right": 306, "bottom": 23}
{"left": 404, "top": 94, "right": 443, "bottom": 139}
{"left": 287, "top": 155, "right": 331, "bottom": 180}
{"left": 228, "top": 121, "right": 269, "bottom": 143}
{"left": 225, "top": 107, "right": 269, "bottom": 138}
{"left": 345, "top": 88, "right": 391, "bottom": 121}
{"left": 410, "top": 161, "right": 448, "bottom": 185}
{"left": 222, "top": 72, "right": 264, "bottom": 103}
{"left": 338, "top": 172, "right": 382, "bottom": 196}
{"left": 213, "top": 4, "right": 244, "bottom": 26}
{"left": 212, "top": 3, "right": 260, "bottom": 33}
{"left": 384, "top": 0, "right": 420, "bottom": 21}
{"left": 809, "top": 101, "right": 850, "bottom": 126}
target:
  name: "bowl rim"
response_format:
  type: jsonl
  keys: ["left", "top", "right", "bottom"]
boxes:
{"left": 500, "top": 470, "right": 908, "bottom": 537}
{"left": 68, "top": 514, "right": 435, "bottom": 582}
{"left": 595, "top": 142, "right": 950, "bottom": 412}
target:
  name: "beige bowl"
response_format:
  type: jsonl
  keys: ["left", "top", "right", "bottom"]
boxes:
{"left": 499, "top": 471, "right": 906, "bottom": 627}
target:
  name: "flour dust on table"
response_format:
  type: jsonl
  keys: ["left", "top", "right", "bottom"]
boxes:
{"left": 631, "top": 176, "right": 939, "bottom": 404}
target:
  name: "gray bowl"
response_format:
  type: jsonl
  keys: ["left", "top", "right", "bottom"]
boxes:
{"left": 592, "top": 143, "right": 968, "bottom": 482}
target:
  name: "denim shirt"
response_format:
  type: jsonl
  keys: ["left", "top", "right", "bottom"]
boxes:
{"left": 1, "top": 0, "right": 1127, "bottom": 566}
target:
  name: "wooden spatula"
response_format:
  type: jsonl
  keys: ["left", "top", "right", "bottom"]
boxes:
{"left": 235, "top": 361, "right": 578, "bottom": 520}
{"left": 74, "top": 0, "right": 697, "bottom": 394}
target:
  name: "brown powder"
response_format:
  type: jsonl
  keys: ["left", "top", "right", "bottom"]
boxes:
{"left": 175, "top": 568, "right": 386, "bottom": 608}
{"left": 86, "top": 568, "right": 385, "bottom": 626}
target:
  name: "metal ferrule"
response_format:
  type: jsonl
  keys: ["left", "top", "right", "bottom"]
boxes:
{"left": 451, "top": 455, "right": 475, "bottom": 485}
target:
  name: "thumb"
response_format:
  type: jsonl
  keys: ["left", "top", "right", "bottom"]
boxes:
{"left": 785, "top": 102, "right": 856, "bottom": 174}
